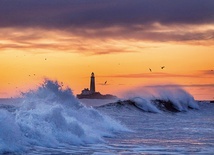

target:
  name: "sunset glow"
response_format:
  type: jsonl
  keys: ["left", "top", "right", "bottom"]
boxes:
{"left": 0, "top": 0, "right": 214, "bottom": 100}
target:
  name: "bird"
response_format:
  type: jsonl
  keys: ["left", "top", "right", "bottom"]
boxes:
{"left": 104, "top": 81, "right": 107, "bottom": 85}
{"left": 161, "top": 66, "right": 165, "bottom": 69}
{"left": 149, "top": 68, "right": 152, "bottom": 72}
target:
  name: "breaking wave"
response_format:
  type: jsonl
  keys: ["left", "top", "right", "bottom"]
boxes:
{"left": 99, "top": 85, "right": 199, "bottom": 113}
{"left": 0, "top": 80, "right": 126, "bottom": 153}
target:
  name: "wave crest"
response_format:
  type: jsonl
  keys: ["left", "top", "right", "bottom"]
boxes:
{"left": 120, "top": 85, "right": 199, "bottom": 112}
{"left": 0, "top": 79, "right": 126, "bottom": 153}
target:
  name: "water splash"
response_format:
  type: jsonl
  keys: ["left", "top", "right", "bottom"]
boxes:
{"left": 122, "top": 85, "right": 199, "bottom": 111}
{"left": 0, "top": 79, "right": 126, "bottom": 153}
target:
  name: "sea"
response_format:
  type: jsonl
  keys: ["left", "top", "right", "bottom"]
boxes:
{"left": 0, "top": 80, "right": 213, "bottom": 155}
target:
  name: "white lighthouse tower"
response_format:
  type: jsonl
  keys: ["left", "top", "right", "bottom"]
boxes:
{"left": 90, "top": 72, "right": 95, "bottom": 93}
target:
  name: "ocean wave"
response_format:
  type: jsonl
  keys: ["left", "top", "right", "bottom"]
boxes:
{"left": 98, "top": 86, "right": 199, "bottom": 113}
{"left": 0, "top": 79, "right": 126, "bottom": 153}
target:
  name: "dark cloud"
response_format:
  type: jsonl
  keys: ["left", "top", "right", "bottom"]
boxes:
{"left": 0, "top": 28, "right": 155, "bottom": 55}
{"left": 0, "top": 0, "right": 214, "bottom": 29}
{"left": 145, "top": 84, "right": 214, "bottom": 88}
{"left": 197, "top": 70, "right": 214, "bottom": 79}
{"left": 0, "top": 92, "right": 7, "bottom": 95}
{"left": 99, "top": 71, "right": 214, "bottom": 79}
{"left": 199, "top": 70, "right": 214, "bottom": 75}
{"left": 100, "top": 72, "right": 197, "bottom": 78}
{"left": 0, "top": 0, "right": 214, "bottom": 47}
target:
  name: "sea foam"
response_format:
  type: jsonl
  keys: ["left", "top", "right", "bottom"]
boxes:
{"left": 0, "top": 79, "right": 126, "bottom": 153}
{"left": 122, "top": 85, "right": 199, "bottom": 112}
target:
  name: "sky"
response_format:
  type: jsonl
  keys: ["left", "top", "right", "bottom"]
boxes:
{"left": 0, "top": 0, "right": 214, "bottom": 100}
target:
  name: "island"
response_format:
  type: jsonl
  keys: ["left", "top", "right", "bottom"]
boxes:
{"left": 76, "top": 72, "right": 117, "bottom": 99}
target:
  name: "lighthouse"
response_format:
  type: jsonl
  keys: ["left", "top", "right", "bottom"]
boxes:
{"left": 76, "top": 72, "right": 117, "bottom": 99}
{"left": 90, "top": 72, "right": 95, "bottom": 93}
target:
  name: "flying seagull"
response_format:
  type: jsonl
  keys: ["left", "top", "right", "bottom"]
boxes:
{"left": 149, "top": 68, "right": 152, "bottom": 72}
{"left": 104, "top": 81, "right": 107, "bottom": 85}
{"left": 161, "top": 66, "right": 165, "bottom": 69}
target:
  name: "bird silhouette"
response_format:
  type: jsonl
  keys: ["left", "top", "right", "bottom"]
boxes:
{"left": 149, "top": 68, "right": 152, "bottom": 72}
{"left": 104, "top": 81, "right": 107, "bottom": 85}
{"left": 161, "top": 66, "right": 165, "bottom": 69}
